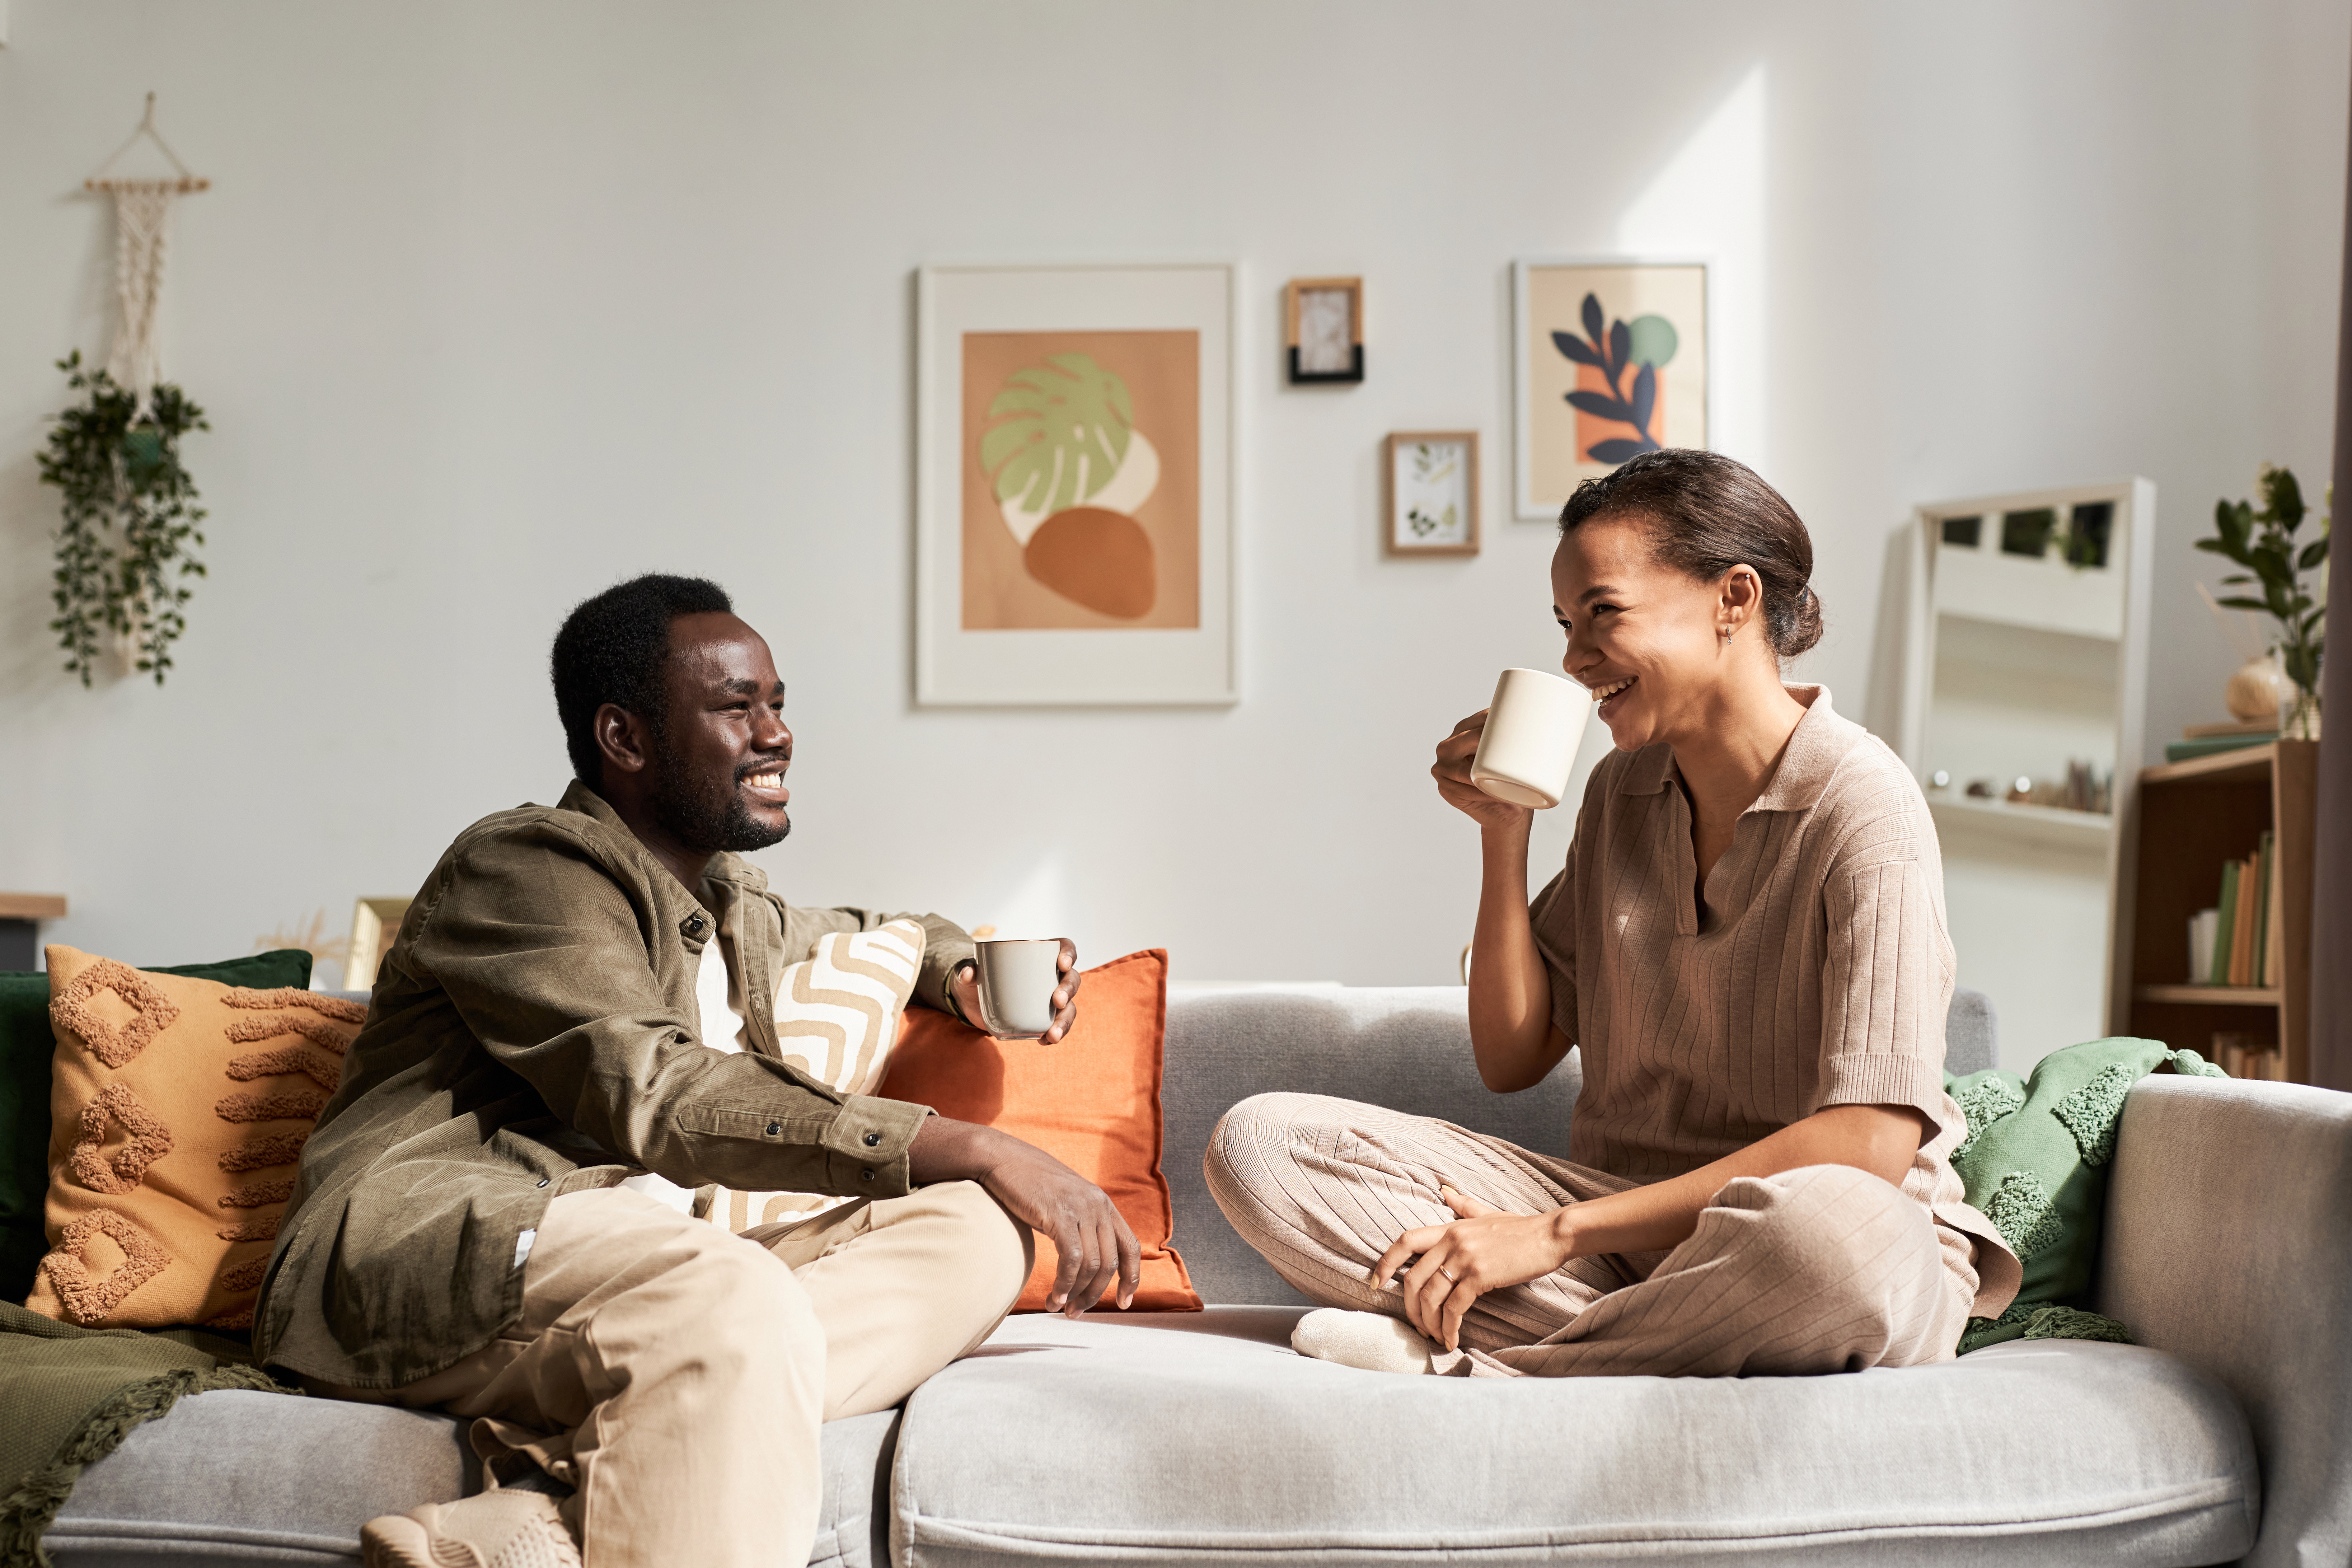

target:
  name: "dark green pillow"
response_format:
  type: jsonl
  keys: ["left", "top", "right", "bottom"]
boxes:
{"left": 1945, "top": 1036, "right": 2226, "bottom": 1353}
{"left": 0, "top": 949, "right": 314, "bottom": 1304}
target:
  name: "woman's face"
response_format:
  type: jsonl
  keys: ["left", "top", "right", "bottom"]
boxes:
{"left": 1551, "top": 515, "right": 1743, "bottom": 753}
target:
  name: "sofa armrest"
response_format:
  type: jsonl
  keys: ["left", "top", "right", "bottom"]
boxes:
{"left": 2097, "top": 1074, "right": 2352, "bottom": 1568}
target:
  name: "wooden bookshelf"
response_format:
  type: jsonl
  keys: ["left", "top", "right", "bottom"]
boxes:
{"left": 2118, "top": 740, "right": 2319, "bottom": 1080}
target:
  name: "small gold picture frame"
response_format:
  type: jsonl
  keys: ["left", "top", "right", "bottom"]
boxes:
{"left": 1384, "top": 431, "right": 1480, "bottom": 557}
{"left": 1284, "top": 276, "right": 1363, "bottom": 385}
{"left": 346, "top": 897, "right": 413, "bottom": 990}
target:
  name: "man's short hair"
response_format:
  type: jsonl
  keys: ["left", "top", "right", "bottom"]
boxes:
{"left": 550, "top": 574, "right": 734, "bottom": 787}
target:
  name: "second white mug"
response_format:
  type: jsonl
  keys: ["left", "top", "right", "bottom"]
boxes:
{"left": 1469, "top": 667, "right": 1590, "bottom": 809}
{"left": 974, "top": 938, "right": 1064, "bottom": 1039}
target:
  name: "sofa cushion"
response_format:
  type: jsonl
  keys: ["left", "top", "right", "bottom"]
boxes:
{"left": 891, "top": 1309, "right": 2257, "bottom": 1567}
{"left": 44, "top": 1388, "right": 898, "bottom": 1568}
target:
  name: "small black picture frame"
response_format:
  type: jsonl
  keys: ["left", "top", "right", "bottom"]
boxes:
{"left": 1285, "top": 276, "right": 1363, "bottom": 385}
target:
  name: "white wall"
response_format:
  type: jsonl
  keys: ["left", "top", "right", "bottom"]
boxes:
{"left": 1, "top": 4, "right": 2344, "bottom": 1047}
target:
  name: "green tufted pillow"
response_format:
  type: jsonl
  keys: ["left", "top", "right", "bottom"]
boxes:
{"left": 0, "top": 950, "right": 314, "bottom": 1305}
{"left": 1945, "top": 1036, "right": 2226, "bottom": 1354}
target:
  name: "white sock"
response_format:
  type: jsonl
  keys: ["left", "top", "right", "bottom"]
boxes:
{"left": 1290, "top": 1307, "right": 1437, "bottom": 1374}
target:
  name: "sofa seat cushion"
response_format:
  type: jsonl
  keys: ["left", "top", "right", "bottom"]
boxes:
{"left": 892, "top": 1308, "right": 2257, "bottom": 1567}
{"left": 45, "top": 1388, "right": 898, "bottom": 1567}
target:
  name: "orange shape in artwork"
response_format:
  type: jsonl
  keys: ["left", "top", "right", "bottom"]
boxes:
{"left": 68, "top": 1082, "right": 175, "bottom": 1195}
{"left": 1024, "top": 507, "right": 1157, "bottom": 619}
{"left": 50, "top": 957, "right": 181, "bottom": 1069}
{"left": 39, "top": 1209, "right": 171, "bottom": 1326}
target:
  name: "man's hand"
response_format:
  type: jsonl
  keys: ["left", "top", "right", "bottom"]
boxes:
{"left": 910, "top": 1116, "right": 1138, "bottom": 1316}
{"left": 950, "top": 939, "right": 1083, "bottom": 1044}
{"left": 1371, "top": 1186, "right": 1574, "bottom": 1352}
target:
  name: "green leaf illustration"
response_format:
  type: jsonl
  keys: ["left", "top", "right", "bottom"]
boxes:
{"left": 1626, "top": 314, "right": 1679, "bottom": 370}
{"left": 979, "top": 354, "right": 1134, "bottom": 517}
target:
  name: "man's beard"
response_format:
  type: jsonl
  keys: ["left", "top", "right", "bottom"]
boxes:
{"left": 646, "top": 750, "right": 789, "bottom": 855}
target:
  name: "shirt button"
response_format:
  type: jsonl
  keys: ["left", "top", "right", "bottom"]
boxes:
{"left": 860, "top": 1168, "right": 876, "bottom": 1182}
{"left": 862, "top": 1132, "right": 881, "bottom": 1147}
{"left": 536, "top": 1177, "right": 549, "bottom": 1188}
{"left": 765, "top": 1121, "right": 782, "bottom": 1137}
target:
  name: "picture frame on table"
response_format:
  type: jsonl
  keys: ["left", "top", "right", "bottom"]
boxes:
{"left": 915, "top": 263, "right": 1236, "bottom": 706}
{"left": 1284, "top": 276, "right": 1363, "bottom": 385}
{"left": 1512, "top": 257, "right": 1709, "bottom": 521}
{"left": 1383, "top": 432, "right": 1480, "bottom": 557}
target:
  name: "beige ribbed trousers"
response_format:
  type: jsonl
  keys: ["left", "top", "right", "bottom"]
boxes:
{"left": 319, "top": 1180, "right": 1029, "bottom": 1568}
{"left": 1205, "top": 1093, "right": 1968, "bottom": 1378}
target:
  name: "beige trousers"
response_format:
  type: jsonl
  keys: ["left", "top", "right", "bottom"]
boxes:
{"left": 1205, "top": 1092, "right": 1969, "bottom": 1377}
{"left": 319, "top": 1180, "right": 1030, "bottom": 1568}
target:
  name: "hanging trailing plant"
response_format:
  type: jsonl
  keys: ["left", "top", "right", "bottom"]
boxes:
{"left": 38, "top": 351, "right": 209, "bottom": 686}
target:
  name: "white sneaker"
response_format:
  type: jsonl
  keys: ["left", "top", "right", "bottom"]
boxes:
{"left": 1290, "top": 1307, "right": 1438, "bottom": 1374}
{"left": 361, "top": 1488, "right": 581, "bottom": 1568}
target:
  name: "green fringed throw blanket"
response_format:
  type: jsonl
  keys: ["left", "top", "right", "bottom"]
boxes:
{"left": 1945, "top": 1038, "right": 2229, "bottom": 1356}
{"left": 0, "top": 1301, "right": 296, "bottom": 1568}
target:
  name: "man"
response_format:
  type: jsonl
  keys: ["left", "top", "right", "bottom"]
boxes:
{"left": 256, "top": 574, "right": 1139, "bottom": 1568}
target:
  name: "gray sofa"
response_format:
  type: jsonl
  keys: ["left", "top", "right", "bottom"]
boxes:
{"left": 42, "top": 985, "right": 2352, "bottom": 1567}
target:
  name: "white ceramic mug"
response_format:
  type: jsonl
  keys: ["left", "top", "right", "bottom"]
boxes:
{"left": 1469, "top": 668, "right": 1590, "bottom": 809}
{"left": 974, "top": 938, "right": 1064, "bottom": 1039}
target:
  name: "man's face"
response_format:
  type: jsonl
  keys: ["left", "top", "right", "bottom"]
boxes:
{"left": 642, "top": 611, "right": 794, "bottom": 854}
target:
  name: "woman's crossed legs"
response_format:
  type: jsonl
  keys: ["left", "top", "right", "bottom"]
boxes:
{"left": 1205, "top": 1091, "right": 1968, "bottom": 1378}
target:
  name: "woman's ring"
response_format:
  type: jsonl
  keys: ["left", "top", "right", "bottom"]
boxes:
{"left": 1440, "top": 1267, "right": 1457, "bottom": 1281}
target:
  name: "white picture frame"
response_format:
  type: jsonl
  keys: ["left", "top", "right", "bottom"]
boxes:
{"left": 915, "top": 263, "right": 1237, "bottom": 706}
{"left": 1513, "top": 256, "right": 1711, "bottom": 522}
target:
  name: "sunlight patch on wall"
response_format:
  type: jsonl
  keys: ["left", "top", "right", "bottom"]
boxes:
{"left": 1614, "top": 64, "right": 1767, "bottom": 474}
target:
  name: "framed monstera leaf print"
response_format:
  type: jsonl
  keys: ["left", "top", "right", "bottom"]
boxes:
{"left": 917, "top": 264, "right": 1235, "bottom": 705}
{"left": 1513, "top": 258, "right": 1709, "bottom": 521}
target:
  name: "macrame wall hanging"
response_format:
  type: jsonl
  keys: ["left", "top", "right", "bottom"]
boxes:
{"left": 39, "top": 94, "right": 214, "bottom": 687}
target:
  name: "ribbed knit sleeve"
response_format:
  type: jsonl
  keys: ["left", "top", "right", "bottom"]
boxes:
{"left": 1815, "top": 859, "right": 1953, "bottom": 1123}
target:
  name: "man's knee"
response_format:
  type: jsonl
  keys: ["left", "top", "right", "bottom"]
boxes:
{"left": 909, "top": 1178, "right": 1033, "bottom": 1309}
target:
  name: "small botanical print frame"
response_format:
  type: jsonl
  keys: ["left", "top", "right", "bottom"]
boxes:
{"left": 1513, "top": 257, "right": 1709, "bottom": 520}
{"left": 1384, "top": 431, "right": 1479, "bottom": 557}
{"left": 1284, "top": 276, "right": 1363, "bottom": 385}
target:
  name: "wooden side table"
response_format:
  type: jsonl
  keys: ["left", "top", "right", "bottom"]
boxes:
{"left": 0, "top": 894, "right": 68, "bottom": 972}
{"left": 2120, "top": 741, "right": 2318, "bottom": 1080}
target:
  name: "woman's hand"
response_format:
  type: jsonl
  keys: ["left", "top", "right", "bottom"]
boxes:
{"left": 1433, "top": 711, "right": 1536, "bottom": 834}
{"left": 1371, "top": 1185, "right": 1574, "bottom": 1351}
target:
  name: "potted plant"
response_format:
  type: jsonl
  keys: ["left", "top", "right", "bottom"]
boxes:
{"left": 2199, "top": 464, "right": 2328, "bottom": 739}
{"left": 38, "top": 351, "right": 209, "bottom": 687}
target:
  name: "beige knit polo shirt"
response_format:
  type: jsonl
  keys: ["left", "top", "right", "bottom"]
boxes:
{"left": 1529, "top": 685, "right": 2020, "bottom": 1318}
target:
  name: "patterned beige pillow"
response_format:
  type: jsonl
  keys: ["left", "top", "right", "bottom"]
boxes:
{"left": 703, "top": 920, "right": 925, "bottom": 1233}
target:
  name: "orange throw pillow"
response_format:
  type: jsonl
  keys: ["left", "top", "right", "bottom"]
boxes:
{"left": 878, "top": 948, "right": 1199, "bottom": 1312}
{"left": 27, "top": 945, "right": 365, "bottom": 1331}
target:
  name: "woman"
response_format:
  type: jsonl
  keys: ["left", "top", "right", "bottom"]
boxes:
{"left": 1206, "top": 449, "right": 2019, "bottom": 1377}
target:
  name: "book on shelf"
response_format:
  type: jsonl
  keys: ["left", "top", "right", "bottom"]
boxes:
{"left": 2165, "top": 733, "right": 2277, "bottom": 763}
{"left": 2264, "top": 830, "right": 2285, "bottom": 988}
{"left": 2251, "top": 830, "right": 2274, "bottom": 989}
{"left": 2192, "top": 837, "right": 2278, "bottom": 989}
{"left": 2211, "top": 860, "right": 2239, "bottom": 985}
{"left": 2182, "top": 720, "right": 2279, "bottom": 739}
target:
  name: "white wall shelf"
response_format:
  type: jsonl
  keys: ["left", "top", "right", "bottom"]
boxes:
{"left": 1927, "top": 795, "right": 2114, "bottom": 853}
